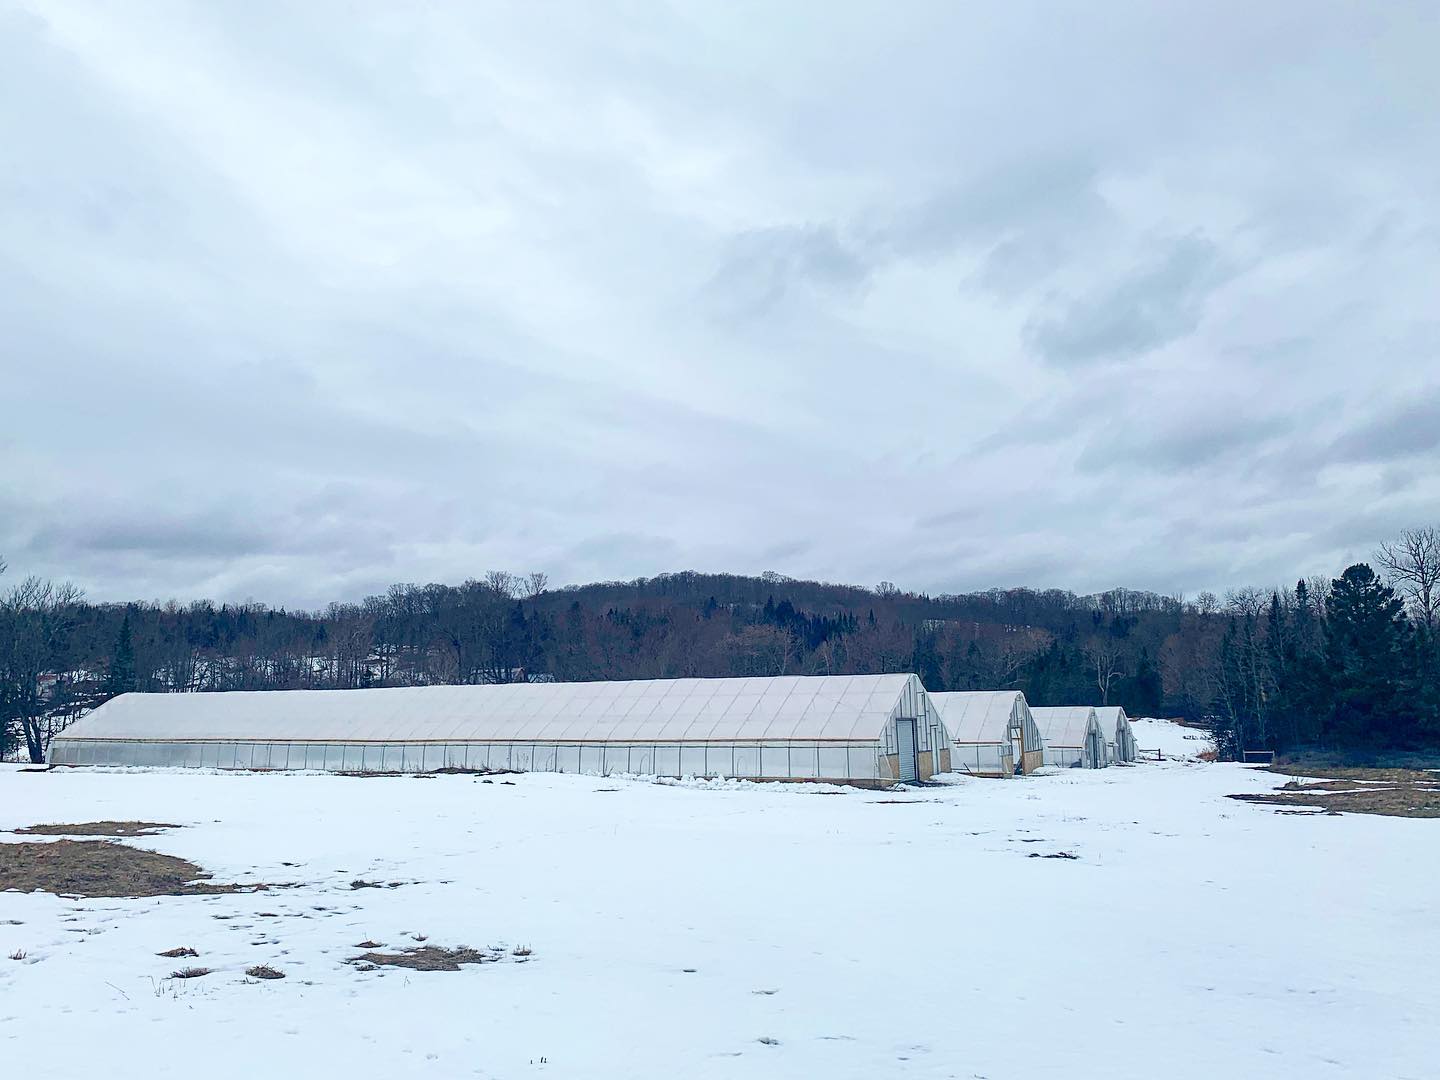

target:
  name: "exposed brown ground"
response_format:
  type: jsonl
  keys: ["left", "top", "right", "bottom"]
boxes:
{"left": 351, "top": 945, "right": 504, "bottom": 971}
{"left": 1272, "top": 764, "right": 1439, "bottom": 783}
{"left": 1228, "top": 765, "right": 1440, "bottom": 818}
{"left": 13, "top": 821, "right": 180, "bottom": 837}
{"left": 0, "top": 839, "right": 250, "bottom": 897}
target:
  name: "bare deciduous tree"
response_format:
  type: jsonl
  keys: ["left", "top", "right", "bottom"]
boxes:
{"left": 1085, "top": 641, "right": 1126, "bottom": 705}
{"left": 0, "top": 574, "right": 85, "bottom": 762}
{"left": 719, "top": 625, "right": 794, "bottom": 677}
{"left": 1376, "top": 527, "right": 1440, "bottom": 630}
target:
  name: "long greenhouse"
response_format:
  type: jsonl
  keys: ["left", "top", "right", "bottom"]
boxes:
{"left": 1094, "top": 706, "right": 1138, "bottom": 763}
{"left": 49, "top": 674, "right": 952, "bottom": 786}
{"left": 1030, "top": 706, "right": 1109, "bottom": 769}
{"left": 929, "top": 690, "right": 1045, "bottom": 777}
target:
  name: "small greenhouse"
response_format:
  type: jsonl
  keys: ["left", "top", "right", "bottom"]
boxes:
{"left": 49, "top": 674, "right": 952, "bottom": 786}
{"left": 1094, "top": 706, "right": 1137, "bottom": 763}
{"left": 1030, "top": 706, "right": 1109, "bottom": 769}
{"left": 929, "top": 690, "right": 1045, "bottom": 777}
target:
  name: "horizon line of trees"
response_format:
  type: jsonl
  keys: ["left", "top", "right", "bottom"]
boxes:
{"left": 2, "top": 527, "right": 1438, "bottom": 763}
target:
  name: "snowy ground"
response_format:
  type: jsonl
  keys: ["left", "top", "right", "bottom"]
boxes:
{"left": 2, "top": 747, "right": 1435, "bottom": 1079}
{"left": 1130, "top": 716, "right": 1216, "bottom": 759}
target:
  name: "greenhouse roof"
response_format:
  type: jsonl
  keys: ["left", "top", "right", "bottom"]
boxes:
{"left": 929, "top": 691, "right": 1023, "bottom": 745}
{"left": 57, "top": 674, "right": 927, "bottom": 745}
{"left": 1030, "top": 706, "right": 1101, "bottom": 750}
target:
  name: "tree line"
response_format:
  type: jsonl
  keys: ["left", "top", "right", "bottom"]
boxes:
{"left": 2, "top": 528, "right": 1438, "bottom": 762}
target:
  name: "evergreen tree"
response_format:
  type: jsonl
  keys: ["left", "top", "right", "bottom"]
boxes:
{"left": 1324, "top": 564, "right": 1410, "bottom": 747}
{"left": 105, "top": 612, "right": 137, "bottom": 698}
{"left": 1121, "top": 646, "right": 1163, "bottom": 716}
{"left": 911, "top": 632, "right": 944, "bottom": 692}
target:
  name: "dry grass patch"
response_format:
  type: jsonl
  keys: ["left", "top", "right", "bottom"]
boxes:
{"left": 170, "top": 966, "right": 211, "bottom": 979}
{"left": 1271, "top": 764, "right": 1439, "bottom": 784}
{"left": 1230, "top": 765, "right": 1440, "bottom": 819}
{"left": 245, "top": 964, "right": 285, "bottom": 980}
{"left": 351, "top": 945, "right": 504, "bottom": 972}
{"left": 0, "top": 840, "right": 250, "bottom": 898}
{"left": 157, "top": 946, "right": 198, "bottom": 958}
{"left": 13, "top": 821, "right": 180, "bottom": 837}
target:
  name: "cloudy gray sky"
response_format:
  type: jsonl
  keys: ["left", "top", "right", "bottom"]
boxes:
{"left": 3, "top": 1, "right": 1438, "bottom": 608}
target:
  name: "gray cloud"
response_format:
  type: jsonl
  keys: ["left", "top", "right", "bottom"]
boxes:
{"left": 880, "top": 155, "right": 1110, "bottom": 265}
{"left": 704, "top": 223, "right": 870, "bottom": 320}
{"left": 1076, "top": 412, "right": 1294, "bottom": 475}
{"left": 1329, "top": 391, "right": 1440, "bottom": 464}
{"left": 1024, "top": 233, "right": 1233, "bottom": 366}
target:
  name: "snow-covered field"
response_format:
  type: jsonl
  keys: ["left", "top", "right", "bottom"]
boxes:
{"left": 2, "top": 747, "right": 1434, "bottom": 1079}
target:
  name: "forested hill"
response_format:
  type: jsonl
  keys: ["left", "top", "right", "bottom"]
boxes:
{"left": 4, "top": 539, "right": 1439, "bottom": 760}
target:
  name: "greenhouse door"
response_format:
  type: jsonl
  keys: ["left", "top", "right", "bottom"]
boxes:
{"left": 895, "top": 719, "right": 918, "bottom": 782}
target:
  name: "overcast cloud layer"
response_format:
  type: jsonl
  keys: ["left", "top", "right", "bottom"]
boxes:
{"left": 3, "top": 1, "right": 1439, "bottom": 607}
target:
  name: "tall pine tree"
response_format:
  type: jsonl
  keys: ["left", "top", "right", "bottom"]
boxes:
{"left": 1324, "top": 564, "right": 1410, "bottom": 748}
{"left": 104, "top": 612, "right": 137, "bottom": 699}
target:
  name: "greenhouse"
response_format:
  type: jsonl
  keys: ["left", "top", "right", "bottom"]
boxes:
{"left": 929, "top": 690, "right": 1045, "bottom": 777}
{"left": 49, "top": 674, "right": 952, "bottom": 786}
{"left": 1030, "top": 706, "right": 1109, "bottom": 769}
{"left": 1094, "top": 706, "right": 1138, "bottom": 763}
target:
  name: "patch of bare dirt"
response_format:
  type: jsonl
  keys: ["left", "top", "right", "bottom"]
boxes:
{"left": 1271, "top": 764, "right": 1440, "bottom": 784}
{"left": 13, "top": 821, "right": 180, "bottom": 837}
{"left": 1278, "top": 779, "right": 1378, "bottom": 792}
{"left": 1231, "top": 767, "right": 1440, "bottom": 819}
{"left": 350, "top": 945, "right": 508, "bottom": 972}
{"left": 0, "top": 840, "right": 261, "bottom": 898}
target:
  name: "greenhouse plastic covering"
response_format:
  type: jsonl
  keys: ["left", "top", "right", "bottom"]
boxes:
{"left": 1030, "top": 706, "right": 1108, "bottom": 769}
{"left": 1094, "top": 706, "right": 1138, "bottom": 762}
{"left": 49, "top": 674, "right": 950, "bottom": 781}
{"left": 929, "top": 690, "right": 1044, "bottom": 777}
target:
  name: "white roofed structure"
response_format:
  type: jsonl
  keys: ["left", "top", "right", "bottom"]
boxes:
{"left": 1094, "top": 706, "right": 1137, "bottom": 763}
{"left": 50, "top": 675, "right": 952, "bottom": 786}
{"left": 930, "top": 690, "right": 1045, "bottom": 777}
{"left": 1030, "top": 706, "right": 1108, "bottom": 769}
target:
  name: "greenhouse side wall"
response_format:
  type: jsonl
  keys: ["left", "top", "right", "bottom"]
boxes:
{"left": 1042, "top": 745, "right": 1085, "bottom": 768}
{"left": 48, "top": 738, "right": 897, "bottom": 783}
{"left": 948, "top": 742, "right": 1013, "bottom": 777}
